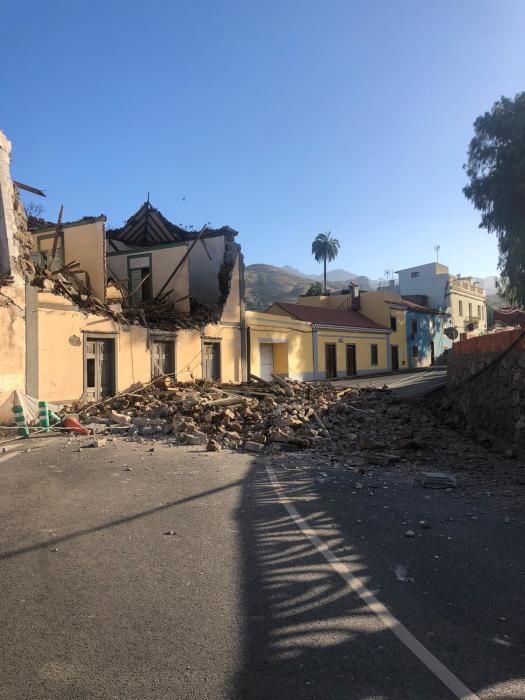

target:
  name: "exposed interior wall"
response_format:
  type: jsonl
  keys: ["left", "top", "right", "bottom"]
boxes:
{"left": 188, "top": 235, "right": 225, "bottom": 307}
{"left": 0, "top": 286, "right": 26, "bottom": 404}
{"left": 316, "top": 330, "right": 389, "bottom": 378}
{"left": 0, "top": 132, "right": 17, "bottom": 278}
{"left": 220, "top": 255, "right": 241, "bottom": 324}
{"left": 107, "top": 245, "right": 190, "bottom": 313}
{"left": 32, "top": 221, "right": 107, "bottom": 300}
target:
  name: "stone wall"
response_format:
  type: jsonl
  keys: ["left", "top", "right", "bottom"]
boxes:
{"left": 446, "top": 329, "right": 525, "bottom": 448}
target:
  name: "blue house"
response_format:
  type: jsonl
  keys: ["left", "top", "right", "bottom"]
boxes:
{"left": 402, "top": 296, "right": 453, "bottom": 368}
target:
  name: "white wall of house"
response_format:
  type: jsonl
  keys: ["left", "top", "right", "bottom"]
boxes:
{"left": 397, "top": 263, "right": 450, "bottom": 310}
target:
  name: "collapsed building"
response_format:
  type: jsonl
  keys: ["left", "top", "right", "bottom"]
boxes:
{"left": 0, "top": 129, "right": 246, "bottom": 406}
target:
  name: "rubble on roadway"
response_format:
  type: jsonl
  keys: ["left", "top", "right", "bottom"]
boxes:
{"left": 70, "top": 373, "right": 525, "bottom": 485}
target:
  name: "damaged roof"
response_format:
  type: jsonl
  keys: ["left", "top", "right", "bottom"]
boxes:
{"left": 106, "top": 201, "right": 237, "bottom": 248}
{"left": 269, "top": 302, "right": 389, "bottom": 330}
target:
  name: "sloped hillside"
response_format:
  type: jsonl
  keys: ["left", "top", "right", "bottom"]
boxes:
{"left": 245, "top": 264, "right": 312, "bottom": 310}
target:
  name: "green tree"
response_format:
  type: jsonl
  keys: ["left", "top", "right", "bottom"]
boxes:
{"left": 463, "top": 93, "right": 525, "bottom": 305}
{"left": 304, "top": 281, "right": 324, "bottom": 296}
{"left": 311, "top": 231, "right": 340, "bottom": 293}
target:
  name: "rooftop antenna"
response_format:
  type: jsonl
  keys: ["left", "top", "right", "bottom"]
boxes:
{"left": 434, "top": 244, "right": 440, "bottom": 263}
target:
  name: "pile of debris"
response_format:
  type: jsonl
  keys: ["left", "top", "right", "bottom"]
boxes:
{"left": 74, "top": 374, "right": 375, "bottom": 454}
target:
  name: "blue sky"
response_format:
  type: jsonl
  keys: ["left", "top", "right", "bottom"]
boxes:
{"left": 2, "top": 1, "right": 524, "bottom": 280}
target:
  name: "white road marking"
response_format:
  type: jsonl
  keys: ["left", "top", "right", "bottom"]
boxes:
{"left": 265, "top": 461, "right": 480, "bottom": 700}
{"left": 0, "top": 450, "right": 23, "bottom": 464}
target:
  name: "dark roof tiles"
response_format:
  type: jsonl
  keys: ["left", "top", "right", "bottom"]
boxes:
{"left": 271, "top": 302, "right": 388, "bottom": 330}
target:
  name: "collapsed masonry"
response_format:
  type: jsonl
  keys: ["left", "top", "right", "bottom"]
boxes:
{"left": 71, "top": 373, "right": 523, "bottom": 487}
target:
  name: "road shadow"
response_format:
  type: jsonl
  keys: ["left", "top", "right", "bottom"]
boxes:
{"left": 232, "top": 459, "right": 451, "bottom": 699}
{"left": 232, "top": 458, "right": 525, "bottom": 700}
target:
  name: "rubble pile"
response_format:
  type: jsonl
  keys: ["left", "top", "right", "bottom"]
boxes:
{"left": 75, "top": 375, "right": 382, "bottom": 453}
{"left": 70, "top": 374, "right": 525, "bottom": 484}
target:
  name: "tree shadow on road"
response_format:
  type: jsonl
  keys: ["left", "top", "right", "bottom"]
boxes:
{"left": 232, "top": 458, "right": 524, "bottom": 700}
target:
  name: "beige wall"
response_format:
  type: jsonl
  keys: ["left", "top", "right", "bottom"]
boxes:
{"left": 359, "top": 290, "right": 408, "bottom": 369}
{"left": 32, "top": 220, "right": 107, "bottom": 301}
{"left": 450, "top": 288, "right": 487, "bottom": 336}
{"left": 0, "top": 286, "right": 26, "bottom": 404}
{"left": 107, "top": 244, "right": 190, "bottom": 313}
{"left": 36, "top": 292, "right": 151, "bottom": 402}
{"left": 316, "top": 329, "right": 389, "bottom": 377}
{"left": 174, "top": 324, "right": 242, "bottom": 383}
{"left": 246, "top": 311, "right": 314, "bottom": 380}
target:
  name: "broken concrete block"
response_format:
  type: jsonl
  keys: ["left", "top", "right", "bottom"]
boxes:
{"left": 182, "top": 431, "right": 207, "bottom": 446}
{"left": 108, "top": 410, "right": 131, "bottom": 426}
{"left": 82, "top": 438, "right": 106, "bottom": 448}
{"left": 206, "top": 439, "right": 221, "bottom": 452}
{"left": 245, "top": 440, "right": 264, "bottom": 453}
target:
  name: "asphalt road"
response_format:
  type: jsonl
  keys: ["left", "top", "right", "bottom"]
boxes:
{"left": 0, "top": 435, "right": 524, "bottom": 699}
{"left": 336, "top": 367, "right": 448, "bottom": 398}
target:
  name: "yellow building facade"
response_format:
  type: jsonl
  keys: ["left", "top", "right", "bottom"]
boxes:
{"left": 247, "top": 302, "right": 391, "bottom": 381}
{"left": 296, "top": 289, "right": 407, "bottom": 372}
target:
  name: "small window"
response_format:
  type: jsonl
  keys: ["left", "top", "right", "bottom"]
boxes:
{"left": 370, "top": 344, "right": 378, "bottom": 366}
{"left": 390, "top": 315, "right": 397, "bottom": 331}
{"left": 412, "top": 345, "right": 418, "bottom": 359}
{"left": 411, "top": 319, "right": 418, "bottom": 335}
{"left": 468, "top": 302, "right": 472, "bottom": 318}
{"left": 411, "top": 271, "right": 420, "bottom": 278}
{"left": 458, "top": 300, "right": 463, "bottom": 317}
{"left": 477, "top": 305, "right": 481, "bottom": 319}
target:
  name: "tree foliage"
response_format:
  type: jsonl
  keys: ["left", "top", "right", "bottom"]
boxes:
{"left": 463, "top": 93, "right": 525, "bottom": 305}
{"left": 311, "top": 231, "right": 340, "bottom": 292}
{"left": 304, "top": 281, "right": 324, "bottom": 296}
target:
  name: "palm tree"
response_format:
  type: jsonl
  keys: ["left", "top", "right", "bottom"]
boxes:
{"left": 311, "top": 231, "right": 340, "bottom": 293}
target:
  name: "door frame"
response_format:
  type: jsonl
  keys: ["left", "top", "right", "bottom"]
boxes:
{"left": 391, "top": 344, "right": 399, "bottom": 371}
{"left": 325, "top": 343, "right": 337, "bottom": 379}
{"left": 150, "top": 332, "right": 176, "bottom": 379}
{"left": 345, "top": 344, "right": 357, "bottom": 376}
{"left": 202, "top": 337, "right": 222, "bottom": 381}
{"left": 82, "top": 332, "right": 118, "bottom": 401}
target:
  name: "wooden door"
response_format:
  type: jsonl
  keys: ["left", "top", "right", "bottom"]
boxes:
{"left": 203, "top": 342, "right": 221, "bottom": 380}
{"left": 325, "top": 344, "right": 337, "bottom": 379}
{"left": 346, "top": 344, "right": 356, "bottom": 376}
{"left": 391, "top": 345, "right": 399, "bottom": 371}
{"left": 152, "top": 341, "right": 173, "bottom": 378}
{"left": 85, "top": 338, "right": 114, "bottom": 400}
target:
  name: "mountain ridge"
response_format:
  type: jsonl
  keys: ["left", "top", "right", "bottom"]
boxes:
{"left": 245, "top": 263, "right": 501, "bottom": 311}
